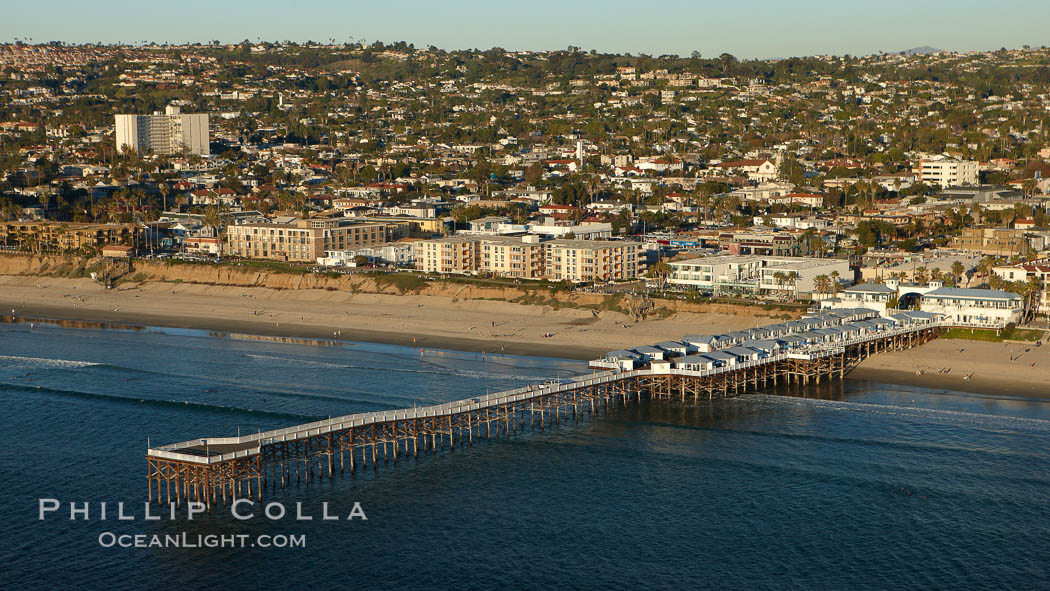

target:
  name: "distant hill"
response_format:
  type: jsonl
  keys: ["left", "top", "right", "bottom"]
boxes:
{"left": 900, "top": 46, "right": 945, "bottom": 55}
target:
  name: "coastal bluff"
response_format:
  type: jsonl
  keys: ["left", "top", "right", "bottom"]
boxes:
{"left": 0, "top": 253, "right": 802, "bottom": 321}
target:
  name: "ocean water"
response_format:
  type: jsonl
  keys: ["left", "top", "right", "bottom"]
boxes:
{"left": 1, "top": 321, "right": 1048, "bottom": 590}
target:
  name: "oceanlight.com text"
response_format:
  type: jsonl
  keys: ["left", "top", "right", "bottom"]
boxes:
{"left": 98, "top": 532, "right": 306, "bottom": 549}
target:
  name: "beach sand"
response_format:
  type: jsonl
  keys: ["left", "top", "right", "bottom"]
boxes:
{"left": 3, "top": 276, "right": 1045, "bottom": 397}
{"left": 0, "top": 276, "right": 778, "bottom": 360}
{"left": 852, "top": 338, "right": 1050, "bottom": 398}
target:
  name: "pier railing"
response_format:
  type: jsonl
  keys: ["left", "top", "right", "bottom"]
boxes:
{"left": 149, "top": 320, "right": 945, "bottom": 465}
{"left": 146, "top": 321, "right": 946, "bottom": 507}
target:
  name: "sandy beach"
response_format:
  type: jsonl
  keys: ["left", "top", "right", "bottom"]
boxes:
{"left": 852, "top": 338, "right": 1050, "bottom": 397}
{"left": 0, "top": 276, "right": 777, "bottom": 360}
{"left": 3, "top": 275, "right": 1046, "bottom": 397}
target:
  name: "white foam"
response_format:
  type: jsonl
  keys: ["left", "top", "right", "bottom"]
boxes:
{"left": 0, "top": 354, "right": 99, "bottom": 369}
{"left": 753, "top": 394, "right": 1050, "bottom": 431}
{"left": 245, "top": 353, "right": 546, "bottom": 382}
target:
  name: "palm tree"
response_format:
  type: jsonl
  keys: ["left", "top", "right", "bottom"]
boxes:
{"left": 202, "top": 206, "right": 225, "bottom": 257}
{"left": 1025, "top": 275, "right": 1043, "bottom": 323}
{"left": 772, "top": 271, "right": 787, "bottom": 294}
{"left": 976, "top": 256, "right": 994, "bottom": 278}
{"left": 830, "top": 270, "right": 841, "bottom": 295}
{"left": 1022, "top": 178, "right": 1038, "bottom": 198}
{"left": 951, "top": 261, "right": 965, "bottom": 287}
{"left": 647, "top": 261, "right": 673, "bottom": 291}
{"left": 810, "top": 235, "right": 828, "bottom": 257}
{"left": 814, "top": 274, "right": 831, "bottom": 299}
{"left": 787, "top": 271, "right": 800, "bottom": 299}
{"left": 914, "top": 266, "right": 930, "bottom": 285}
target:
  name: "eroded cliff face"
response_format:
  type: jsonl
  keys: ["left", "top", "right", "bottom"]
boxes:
{"left": 0, "top": 254, "right": 800, "bottom": 321}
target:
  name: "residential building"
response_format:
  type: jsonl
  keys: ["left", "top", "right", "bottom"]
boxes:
{"left": 917, "top": 156, "right": 978, "bottom": 187}
{"left": 318, "top": 244, "right": 416, "bottom": 267}
{"left": 414, "top": 235, "right": 546, "bottom": 278}
{"left": 951, "top": 227, "right": 1031, "bottom": 257}
{"left": 719, "top": 230, "right": 800, "bottom": 256}
{"left": 0, "top": 221, "right": 141, "bottom": 252}
{"left": 757, "top": 258, "right": 851, "bottom": 297}
{"left": 715, "top": 159, "right": 778, "bottom": 182}
{"left": 992, "top": 261, "right": 1050, "bottom": 314}
{"left": 544, "top": 239, "right": 639, "bottom": 282}
{"left": 414, "top": 235, "right": 479, "bottom": 275}
{"left": 669, "top": 254, "right": 848, "bottom": 296}
{"left": 920, "top": 287, "right": 1023, "bottom": 328}
{"left": 225, "top": 217, "right": 389, "bottom": 262}
{"left": 414, "top": 235, "right": 638, "bottom": 282}
{"left": 115, "top": 104, "right": 209, "bottom": 156}
{"left": 822, "top": 282, "right": 897, "bottom": 316}
{"left": 668, "top": 254, "right": 766, "bottom": 292}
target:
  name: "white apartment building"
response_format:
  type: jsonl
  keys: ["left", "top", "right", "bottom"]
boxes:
{"left": 669, "top": 254, "right": 848, "bottom": 296}
{"left": 758, "top": 258, "right": 851, "bottom": 297}
{"left": 917, "top": 156, "right": 978, "bottom": 187}
{"left": 318, "top": 244, "right": 415, "bottom": 267}
{"left": 920, "top": 287, "right": 1023, "bottom": 328}
{"left": 823, "top": 282, "right": 898, "bottom": 316}
{"left": 115, "top": 105, "right": 209, "bottom": 156}
{"left": 992, "top": 261, "right": 1050, "bottom": 314}
{"left": 823, "top": 282, "right": 1024, "bottom": 327}
{"left": 669, "top": 254, "right": 765, "bottom": 292}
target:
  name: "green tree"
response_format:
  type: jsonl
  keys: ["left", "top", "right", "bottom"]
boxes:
{"left": 951, "top": 261, "right": 965, "bottom": 286}
{"left": 646, "top": 261, "right": 673, "bottom": 290}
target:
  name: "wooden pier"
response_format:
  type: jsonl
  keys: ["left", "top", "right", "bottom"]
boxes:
{"left": 146, "top": 323, "right": 940, "bottom": 508}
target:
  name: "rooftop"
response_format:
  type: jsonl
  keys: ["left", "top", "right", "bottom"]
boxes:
{"left": 923, "top": 287, "right": 1022, "bottom": 300}
{"left": 844, "top": 282, "right": 896, "bottom": 293}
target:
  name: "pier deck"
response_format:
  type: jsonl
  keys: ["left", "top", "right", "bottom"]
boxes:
{"left": 146, "top": 321, "right": 942, "bottom": 508}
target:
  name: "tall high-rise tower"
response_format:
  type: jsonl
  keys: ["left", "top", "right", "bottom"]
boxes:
{"left": 115, "top": 104, "right": 209, "bottom": 156}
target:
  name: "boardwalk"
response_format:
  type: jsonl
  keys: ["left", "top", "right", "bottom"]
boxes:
{"left": 146, "top": 310, "right": 943, "bottom": 508}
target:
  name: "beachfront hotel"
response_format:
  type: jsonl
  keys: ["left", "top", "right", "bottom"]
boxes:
{"left": 918, "top": 287, "right": 1023, "bottom": 328}
{"left": 823, "top": 282, "right": 1024, "bottom": 328}
{"left": 668, "top": 254, "right": 849, "bottom": 296}
{"left": 226, "top": 217, "right": 389, "bottom": 263}
{"left": 414, "top": 235, "right": 638, "bottom": 282}
{"left": 543, "top": 239, "right": 639, "bottom": 282}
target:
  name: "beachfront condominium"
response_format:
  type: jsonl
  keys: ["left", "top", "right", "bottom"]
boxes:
{"left": 0, "top": 220, "right": 142, "bottom": 252}
{"left": 226, "top": 217, "right": 389, "bottom": 263}
{"left": 918, "top": 287, "right": 1023, "bottom": 328}
{"left": 414, "top": 235, "right": 638, "bottom": 282}
{"left": 115, "top": 105, "right": 209, "bottom": 156}
{"left": 544, "top": 239, "right": 639, "bottom": 282}
{"left": 668, "top": 254, "right": 850, "bottom": 296}
{"left": 414, "top": 235, "right": 546, "bottom": 278}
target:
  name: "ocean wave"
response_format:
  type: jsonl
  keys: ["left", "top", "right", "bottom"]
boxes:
{"left": 640, "top": 417, "right": 1048, "bottom": 461}
{"left": 244, "top": 353, "right": 548, "bottom": 382}
{"left": 753, "top": 394, "right": 1050, "bottom": 432}
{"left": 0, "top": 382, "right": 321, "bottom": 421}
{"left": 0, "top": 354, "right": 100, "bottom": 369}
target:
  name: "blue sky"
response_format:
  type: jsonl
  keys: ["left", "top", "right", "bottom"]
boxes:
{"left": 5, "top": 0, "right": 1050, "bottom": 59}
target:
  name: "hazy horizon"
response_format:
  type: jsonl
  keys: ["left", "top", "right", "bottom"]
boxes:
{"left": 4, "top": 0, "right": 1050, "bottom": 60}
